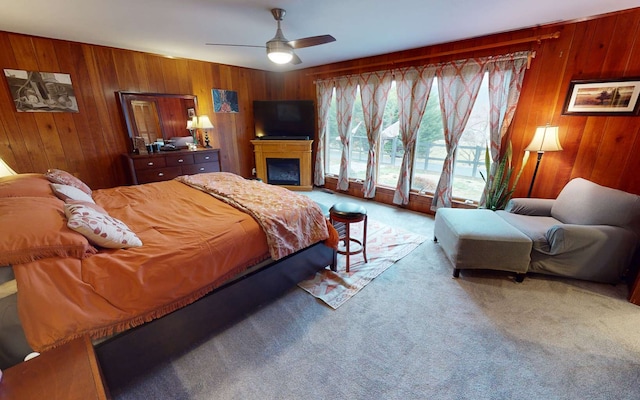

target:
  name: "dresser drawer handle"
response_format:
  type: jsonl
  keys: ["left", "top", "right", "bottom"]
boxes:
{"left": 177, "top": 159, "right": 184, "bottom": 163}
{"left": 199, "top": 167, "right": 205, "bottom": 171}
{"left": 158, "top": 172, "right": 164, "bottom": 177}
{"left": 204, "top": 156, "right": 210, "bottom": 160}
{"left": 147, "top": 162, "right": 154, "bottom": 166}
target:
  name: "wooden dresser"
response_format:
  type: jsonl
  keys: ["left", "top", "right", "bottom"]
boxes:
{"left": 123, "top": 148, "right": 220, "bottom": 185}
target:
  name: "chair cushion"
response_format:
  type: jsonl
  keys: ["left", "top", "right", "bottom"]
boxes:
{"left": 551, "top": 178, "right": 640, "bottom": 232}
{"left": 330, "top": 202, "right": 366, "bottom": 219}
{"left": 496, "top": 211, "right": 559, "bottom": 252}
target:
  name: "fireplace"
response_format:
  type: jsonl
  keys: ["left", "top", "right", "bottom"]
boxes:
{"left": 251, "top": 139, "right": 313, "bottom": 191}
{"left": 266, "top": 158, "right": 300, "bottom": 186}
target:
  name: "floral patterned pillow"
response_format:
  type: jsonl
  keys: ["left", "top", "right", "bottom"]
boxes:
{"left": 64, "top": 203, "right": 142, "bottom": 249}
{"left": 45, "top": 169, "right": 92, "bottom": 195}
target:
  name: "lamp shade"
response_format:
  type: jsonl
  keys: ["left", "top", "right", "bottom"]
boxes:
{"left": 0, "top": 158, "right": 17, "bottom": 177}
{"left": 525, "top": 126, "right": 563, "bottom": 153}
{"left": 186, "top": 119, "right": 193, "bottom": 129}
{"left": 197, "top": 115, "right": 214, "bottom": 130}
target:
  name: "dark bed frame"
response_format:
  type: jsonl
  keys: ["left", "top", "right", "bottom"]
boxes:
{"left": 95, "top": 241, "right": 335, "bottom": 394}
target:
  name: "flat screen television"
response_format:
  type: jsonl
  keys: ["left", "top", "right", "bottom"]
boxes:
{"left": 253, "top": 100, "right": 315, "bottom": 140}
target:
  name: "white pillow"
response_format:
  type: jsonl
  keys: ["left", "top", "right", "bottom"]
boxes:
{"left": 51, "top": 183, "right": 95, "bottom": 204}
{"left": 64, "top": 203, "right": 142, "bottom": 249}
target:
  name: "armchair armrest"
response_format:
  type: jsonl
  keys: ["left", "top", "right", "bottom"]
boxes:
{"left": 541, "top": 224, "right": 637, "bottom": 256}
{"left": 504, "top": 198, "right": 555, "bottom": 216}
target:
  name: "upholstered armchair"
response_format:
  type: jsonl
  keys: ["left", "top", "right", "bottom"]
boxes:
{"left": 495, "top": 178, "right": 640, "bottom": 283}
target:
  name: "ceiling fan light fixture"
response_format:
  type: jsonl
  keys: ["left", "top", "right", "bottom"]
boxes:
{"left": 266, "top": 40, "right": 293, "bottom": 64}
{"left": 267, "top": 50, "right": 293, "bottom": 64}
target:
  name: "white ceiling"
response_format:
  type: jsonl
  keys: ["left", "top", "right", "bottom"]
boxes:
{"left": 0, "top": 0, "right": 638, "bottom": 72}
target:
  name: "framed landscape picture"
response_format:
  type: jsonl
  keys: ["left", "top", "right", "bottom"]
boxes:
{"left": 562, "top": 78, "right": 640, "bottom": 116}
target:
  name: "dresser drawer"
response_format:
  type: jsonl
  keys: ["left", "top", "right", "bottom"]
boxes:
{"left": 124, "top": 149, "right": 221, "bottom": 185}
{"left": 133, "top": 157, "right": 166, "bottom": 170}
{"left": 165, "top": 153, "right": 194, "bottom": 167}
{"left": 136, "top": 167, "right": 182, "bottom": 184}
{"left": 182, "top": 162, "right": 221, "bottom": 175}
{"left": 194, "top": 151, "right": 219, "bottom": 164}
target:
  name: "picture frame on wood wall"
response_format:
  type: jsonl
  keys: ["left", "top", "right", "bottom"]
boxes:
{"left": 212, "top": 89, "right": 239, "bottom": 113}
{"left": 3, "top": 69, "right": 79, "bottom": 113}
{"left": 562, "top": 78, "right": 640, "bottom": 116}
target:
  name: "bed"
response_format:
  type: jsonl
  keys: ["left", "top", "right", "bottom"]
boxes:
{"left": 0, "top": 171, "right": 337, "bottom": 391}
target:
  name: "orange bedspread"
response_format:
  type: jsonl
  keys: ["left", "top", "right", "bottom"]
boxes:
{"left": 13, "top": 179, "right": 282, "bottom": 352}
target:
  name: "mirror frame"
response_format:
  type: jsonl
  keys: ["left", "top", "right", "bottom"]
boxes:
{"left": 117, "top": 91, "right": 198, "bottom": 153}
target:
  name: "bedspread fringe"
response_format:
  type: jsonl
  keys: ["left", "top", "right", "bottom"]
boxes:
{"left": 36, "top": 254, "right": 269, "bottom": 352}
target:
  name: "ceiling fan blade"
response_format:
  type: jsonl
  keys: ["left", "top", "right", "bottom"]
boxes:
{"left": 289, "top": 34, "right": 336, "bottom": 49}
{"left": 290, "top": 53, "right": 302, "bottom": 65}
{"left": 205, "top": 43, "right": 265, "bottom": 48}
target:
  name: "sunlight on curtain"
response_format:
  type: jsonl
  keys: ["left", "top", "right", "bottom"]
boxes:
{"left": 431, "top": 60, "right": 485, "bottom": 211}
{"left": 359, "top": 71, "right": 393, "bottom": 198}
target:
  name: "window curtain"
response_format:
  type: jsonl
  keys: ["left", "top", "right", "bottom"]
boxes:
{"left": 314, "top": 80, "right": 335, "bottom": 186}
{"left": 479, "top": 53, "right": 530, "bottom": 207}
{"left": 334, "top": 76, "right": 359, "bottom": 190}
{"left": 431, "top": 59, "right": 485, "bottom": 211}
{"left": 359, "top": 71, "right": 393, "bottom": 198}
{"left": 392, "top": 66, "right": 436, "bottom": 205}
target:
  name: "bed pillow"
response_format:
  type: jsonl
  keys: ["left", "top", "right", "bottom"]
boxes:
{"left": 44, "top": 169, "right": 92, "bottom": 195}
{"left": 64, "top": 203, "right": 143, "bottom": 249}
{"left": 0, "top": 174, "right": 56, "bottom": 198}
{"left": 0, "top": 197, "right": 97, "bottom": 265}
{"left": 50, "top": 183, "right": 95, "bottom": 204}
{"left": 66, "top": 199, "right": 108, "bottom": 215}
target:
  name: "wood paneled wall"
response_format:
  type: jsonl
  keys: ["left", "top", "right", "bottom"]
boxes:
{"left": 0, "top": 32, "right": 269, "bottom": 189}
{"left": 280, "top": 7, "right": 640, "bottom": 207}
{"left": 1, "top": 7, "right": 639, "bottom": 202}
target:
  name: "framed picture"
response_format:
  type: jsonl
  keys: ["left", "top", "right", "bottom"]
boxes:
{"left": 212, "top": 89, "right": 239, "bottom": 113}
{"left": 187, "top": 107, "right": 196, "bottom": 118}
{"left": 3, "top": 69, "right": 79, "bottom": 112}
{"left": 562, "top": 78, "right": 640, "bottom": 116}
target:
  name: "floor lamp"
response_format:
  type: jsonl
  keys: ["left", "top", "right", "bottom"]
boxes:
{"left": 524, "top": 125, "right": 562, "bottom": 197}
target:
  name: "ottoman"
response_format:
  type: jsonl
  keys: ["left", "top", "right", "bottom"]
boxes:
{"left": 434, "top": 208, "right": 533, "bottom": 282}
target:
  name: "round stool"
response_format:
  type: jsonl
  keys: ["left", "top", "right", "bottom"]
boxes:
{"left": 329, "top": 202, "right": 367, "bottom": 273}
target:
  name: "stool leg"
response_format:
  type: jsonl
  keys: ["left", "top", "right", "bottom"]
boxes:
{"left": 362, "top": 215, "right": 367, "bottom": 263}
{"left": 345, "top": 222, "right": 351, "bottom": 273}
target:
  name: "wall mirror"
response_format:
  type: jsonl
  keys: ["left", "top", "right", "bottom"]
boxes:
{"left": 117, "top": 91, "right": 197, "bottom": 153}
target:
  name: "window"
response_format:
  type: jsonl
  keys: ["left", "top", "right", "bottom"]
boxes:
{"left": 324, "top": 73, "right": 492, "bottom": 203}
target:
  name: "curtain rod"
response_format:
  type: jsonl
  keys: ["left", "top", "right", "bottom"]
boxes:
{"left": 307, "top": 31, "right": 560, "bottom": 77}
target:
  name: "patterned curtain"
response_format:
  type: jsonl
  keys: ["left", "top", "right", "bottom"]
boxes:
{"left": 359, "top": 71, "right": 393, "bottom": 198}
{"left": 431, "top": 59, "right": 485, "bottom": 211}
{"left": 314, "top": 79, "right": 335, "bottom": 186}
{"left": 392, "top": 66, "right": 436, "bottom": 205}
{"left": 479, "top": 53, "right": 530, "bottom": 206}
{"left": 334, "top": 76, "right": 359, "bottom": 191}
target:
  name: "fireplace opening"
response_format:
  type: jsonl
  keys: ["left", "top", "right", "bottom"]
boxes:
{"left": 266, "top": 158, "right": 300, "bottom": 186}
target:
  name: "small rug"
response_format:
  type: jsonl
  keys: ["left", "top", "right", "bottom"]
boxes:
{"left": 298, "top": 219, "right": 427, "bottom": 309}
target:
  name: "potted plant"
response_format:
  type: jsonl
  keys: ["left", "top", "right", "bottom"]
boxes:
{"left": 479, "top": 141, "right": 528, "bottom": 210}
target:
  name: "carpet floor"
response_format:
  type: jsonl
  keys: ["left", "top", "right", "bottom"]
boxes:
{"left": 298, "top": 219, "right": 427, "bottom": 309}
{"left": 115, "top": 189, "right": 640, "bottom": 400}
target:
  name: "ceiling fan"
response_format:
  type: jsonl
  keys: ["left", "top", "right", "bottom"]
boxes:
{"left": 206, "top": 8, "right": 336, "bottom": 65}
